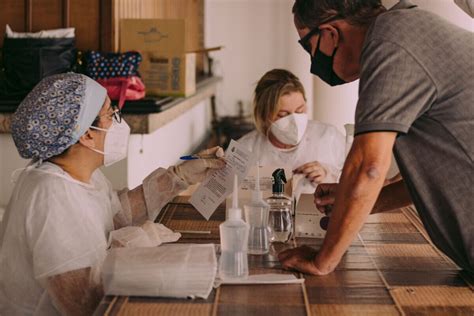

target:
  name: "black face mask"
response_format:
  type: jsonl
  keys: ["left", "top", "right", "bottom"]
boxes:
{"left": 310, "top": 35, "right": 346, "bottom": 86}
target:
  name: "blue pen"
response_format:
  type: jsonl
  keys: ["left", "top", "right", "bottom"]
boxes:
{"left": 179, "top": 154, "right": 217, "bottom": 160}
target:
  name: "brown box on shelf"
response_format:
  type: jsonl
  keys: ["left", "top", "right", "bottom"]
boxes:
{"left": 120, "top": 19, "right": 196, "bottom": 97}
{"left": 139, "top": 52, "right": 196, "bottom": 97}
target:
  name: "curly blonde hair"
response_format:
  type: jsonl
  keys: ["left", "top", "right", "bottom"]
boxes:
{"left": 253, "top": 69, "right": 306, "bottom": 135}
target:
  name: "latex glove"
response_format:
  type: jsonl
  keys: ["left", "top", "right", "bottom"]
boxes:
{"left": 278, "top": 245, "right": 329, "bottom": 275}
{"left": 172, "top": 146, "right": 226, "bottom": 185}
{"left": 314, "top": 183, "right": 338, "bottom": 215}
{"left": 293, "top": 161, "right": 328, "bottom": 186}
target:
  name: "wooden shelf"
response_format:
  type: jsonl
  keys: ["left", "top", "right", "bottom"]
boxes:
{"left": 0, "top": 76, "right": 222, "bottom": 135}
{"left": 124, "top": 76, "right": 221, "bottom": 134}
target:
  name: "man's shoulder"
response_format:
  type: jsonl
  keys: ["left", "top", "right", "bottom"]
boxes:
{"left": 367, "top": 8, "right": 436, "bottom": 43}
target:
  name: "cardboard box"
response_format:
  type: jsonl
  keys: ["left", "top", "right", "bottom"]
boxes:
{"left": 140, "top": 52, "right": 196, "bottom": 97}
{"left": 294, "top": 194, "right": 328, "bottom": 238}
{"left": 120, "top": 19, "right": 196, "bottom": 97}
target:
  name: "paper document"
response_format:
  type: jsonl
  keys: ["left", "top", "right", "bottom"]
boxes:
{"left": 215, "top": 273, "right": 304, "bottom": 286}
{"left": 190, "top": 139, "right": 254, "bottom": 220}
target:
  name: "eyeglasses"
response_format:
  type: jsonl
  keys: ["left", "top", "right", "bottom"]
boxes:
{"left": 297, "top": 16, "right": 341, "bottom": 55}
{"left": 96, "top": 104, "right": 122, "bottom": 124}
{"left": 298, "top": 27, "right": 321, "bottom": 55}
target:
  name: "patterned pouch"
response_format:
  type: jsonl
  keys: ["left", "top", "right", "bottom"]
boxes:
{"left": 85, "top": 51, "right": 141, "bottom": 79}
{"left": 85, "top": 51, "right": 145, "bottom": 108}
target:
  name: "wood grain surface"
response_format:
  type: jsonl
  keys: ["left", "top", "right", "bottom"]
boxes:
{"left": 94, "top": 201, "right": 474, "bottom": 316}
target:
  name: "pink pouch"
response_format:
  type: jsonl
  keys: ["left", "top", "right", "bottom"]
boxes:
{"left": 97, "top": 76, "right": 145, "bottom": 109}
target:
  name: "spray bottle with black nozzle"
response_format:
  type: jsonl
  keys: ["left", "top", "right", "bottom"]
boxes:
{"left": 266, "top": 168, "right": 293, "bottom": 243}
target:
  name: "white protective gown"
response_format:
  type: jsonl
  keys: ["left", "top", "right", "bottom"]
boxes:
{"left": 238, "top": 120, "right": 346, "bottom": 183}
{"left": 0, "top": 162, "right": 185, "bottom": 315}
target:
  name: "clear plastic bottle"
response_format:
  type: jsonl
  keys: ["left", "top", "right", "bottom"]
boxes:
{"left": 244, "top": 164, "right": 270, "bottom": 254}
{"left": 219, "top": 174, "right": 249, "bottom": 280}
{"left": 266, "top": 169, "right": 293, "bottom": 243}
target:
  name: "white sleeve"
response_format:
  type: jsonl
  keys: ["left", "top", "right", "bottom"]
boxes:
{"left": 99, "top": 170, "right": 132, "bottom": 228}
{"left": 142, "top": 167, "right": 187, "bottom": 221}
{"left": 114, "top": 189, "right": 133, "bottom": 228}
{"left": 27, "top": 182, "right": 108, "bottom": 280}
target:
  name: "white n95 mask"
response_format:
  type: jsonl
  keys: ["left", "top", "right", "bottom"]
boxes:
{"left": 270, "top": 113, "right": 308, "bottom": 146}
{"left": 89, "top": 120, "right": 130, "bottom": 166}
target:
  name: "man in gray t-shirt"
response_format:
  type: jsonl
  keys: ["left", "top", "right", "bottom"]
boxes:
{"left": 279, "top": 0, "right": 473, "bottom": 274}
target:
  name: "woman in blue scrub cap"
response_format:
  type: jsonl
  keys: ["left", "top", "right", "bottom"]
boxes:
{"left": 0, "top": 73, "right": 225, "bottom": 315}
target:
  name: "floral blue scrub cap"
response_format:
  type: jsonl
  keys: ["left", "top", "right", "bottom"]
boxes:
{"left": 11, "top": 73, "right": 107, "bottom": 161}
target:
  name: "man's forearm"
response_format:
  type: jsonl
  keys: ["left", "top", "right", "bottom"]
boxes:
{"left": 372, "top": 179, "right": 412, "bottom": 214}
{"left": 315, "top": 162, "right": 387, "bottom": 272}
{"left": 314, "top": 132, "right": 396, "bottom": 273}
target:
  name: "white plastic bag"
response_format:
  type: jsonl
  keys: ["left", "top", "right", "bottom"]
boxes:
{"left": 108, "top": 221, "right": 181, "bottom": 248}
{"left": 102, "top": 244, "right": 217, "bottom": 299}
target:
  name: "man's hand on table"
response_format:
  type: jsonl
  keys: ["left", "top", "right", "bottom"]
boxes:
{"left": 278, "top": 245, "right": 331, "bottom": 276}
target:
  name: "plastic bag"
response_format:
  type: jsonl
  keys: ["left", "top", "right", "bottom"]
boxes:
{"left": 108, "top": 221, "right": 181, "bottom": 248}
{"left": 102, "top": 244, "right": 217, "bottom": 299}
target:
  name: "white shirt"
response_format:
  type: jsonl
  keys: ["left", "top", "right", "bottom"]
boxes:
{"left": 0, "top": 162, "right": 121, "bottom": 315}
{"left": 238, "top": 120, "right": 346, "bottom": 181}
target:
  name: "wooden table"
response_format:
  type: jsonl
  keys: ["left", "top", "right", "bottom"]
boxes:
{"left": 95, "top": 197, "right": 474, "bottom": 315}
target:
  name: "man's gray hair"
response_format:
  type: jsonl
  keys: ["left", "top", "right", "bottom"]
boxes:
{"left": 292, "top": 0, "right": 385, "bottom": 29}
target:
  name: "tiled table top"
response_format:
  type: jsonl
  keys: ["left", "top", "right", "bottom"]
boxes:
{"left": 95, "top": 198, "right": 473, "bottom": 316}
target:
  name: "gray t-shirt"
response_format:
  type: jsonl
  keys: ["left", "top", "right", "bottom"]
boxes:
{"left": 355, "top": 7, "right": 473, "bottom": 271}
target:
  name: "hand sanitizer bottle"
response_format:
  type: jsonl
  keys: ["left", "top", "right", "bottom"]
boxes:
{"left": 244, "top": 162, "right": 270, "bottom": 255}
{"left": 219, "top": 174, "right": 249, "bottom": 280}
{"left": 266, "top": 168, "right": 293, "bottom": 243}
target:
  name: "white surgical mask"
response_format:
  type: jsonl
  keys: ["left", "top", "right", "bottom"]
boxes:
{"left": 89, "top": 120, "right": 130, "bottom": 166}
{"left": 270, "top": 113, "right": 308, "bottom": 146}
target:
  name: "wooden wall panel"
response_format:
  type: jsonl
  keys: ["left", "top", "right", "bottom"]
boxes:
{"left": 69, "top": 0, "right": 100, "bottom": 50}
{"left": 0, "top": 0, "right": 204, "bottom": 70}
{"left": 31, "top": 0, "right": 63, "bottom": 31}
{"left": 0, "top": 0, "right": 27, "bottom": 44}
{"left": 0, "top": 0, "right": 101, "bottom": 51}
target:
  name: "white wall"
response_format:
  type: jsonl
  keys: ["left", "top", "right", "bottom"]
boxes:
{"left": 102, "top": 100, "right": 212, "bottom": 189}
{"left": 205, "top": 0, "right": 313, "bottom": 119}
{"left": 313, "top": 0, "right": 474, "bottom": 133}
{"left": 206, "top": 0, "right": 472, "bottom": 133}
